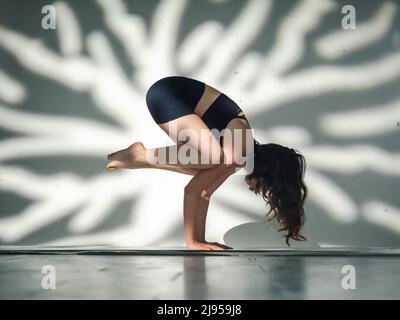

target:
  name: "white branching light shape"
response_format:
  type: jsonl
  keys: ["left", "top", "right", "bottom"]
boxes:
{"left": 0, "top": 0, "right": 399, "bottom": 247}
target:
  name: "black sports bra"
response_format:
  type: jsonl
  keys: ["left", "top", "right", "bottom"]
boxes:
{"left": 201, "top": 92, "right": 249, "bottom": 135}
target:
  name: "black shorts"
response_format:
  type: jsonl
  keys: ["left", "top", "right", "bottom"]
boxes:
{"left": 145, "top": 75, "right": 246, "bottom": 142}
{"left": 145, "top": 76, "right": 205, "bottom": 124}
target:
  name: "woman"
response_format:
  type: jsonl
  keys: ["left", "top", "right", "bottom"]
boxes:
{"left": 106, "top": 75, "right": 308, "bottom": 250}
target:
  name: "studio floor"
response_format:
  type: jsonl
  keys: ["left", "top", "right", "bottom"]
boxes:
{"left": 0, "top": 247, "right": 399, "bottom": 300}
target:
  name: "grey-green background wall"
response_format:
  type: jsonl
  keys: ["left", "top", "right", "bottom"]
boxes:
{"left": 0, "top": 0, "right": 399, "bottom": 248}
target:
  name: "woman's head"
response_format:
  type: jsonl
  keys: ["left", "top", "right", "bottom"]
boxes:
{"left": 245, "top": 141, "right": 308, "bottom": 246}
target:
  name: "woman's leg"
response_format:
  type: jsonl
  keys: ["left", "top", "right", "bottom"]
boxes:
{"left": 159, "top": 114, "right": 224, "bottom": 165}
{"left": 106, "top": 114, "right": 224, "bottom": 172}
{"left": 106, "top": 142, "right": 204, "bottom": 175}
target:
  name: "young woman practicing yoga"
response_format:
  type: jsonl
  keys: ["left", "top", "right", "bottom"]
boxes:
{"left": 106, "top": 75, "right": 308, "bottom": 250}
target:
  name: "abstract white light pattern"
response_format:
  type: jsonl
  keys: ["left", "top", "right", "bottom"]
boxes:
{"left": 0, "top": 0, "right": 399, "bottom": 247}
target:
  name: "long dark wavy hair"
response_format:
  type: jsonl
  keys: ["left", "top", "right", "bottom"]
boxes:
{"left": 245, "top": 140, "right": 308, "bottom": 246}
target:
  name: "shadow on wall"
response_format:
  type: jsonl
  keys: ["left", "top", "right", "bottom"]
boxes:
{"left": 223, "top": 221, "right": 320, "bottom": 249}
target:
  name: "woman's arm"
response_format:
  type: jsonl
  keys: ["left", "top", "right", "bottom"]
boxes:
{"left": 184, "top": 163, "right": 237, "bottom": 247}
{"left": 195, "top": 168, "right": 237, "bottom": 243}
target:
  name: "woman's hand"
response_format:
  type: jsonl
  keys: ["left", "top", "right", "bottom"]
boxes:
{"left": 187, "top": 240, "right": 231, "bottom": 251}
{"left": 206, "top": 241, "right": 233, "bottom": 250}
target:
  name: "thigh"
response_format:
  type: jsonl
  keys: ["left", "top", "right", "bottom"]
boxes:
{"left": 159, "top": 114, "right": 224, "bottom": 165}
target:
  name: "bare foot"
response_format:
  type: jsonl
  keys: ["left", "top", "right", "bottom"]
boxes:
{"left": 106, "top": 142, "right": 146, "bottom": 171}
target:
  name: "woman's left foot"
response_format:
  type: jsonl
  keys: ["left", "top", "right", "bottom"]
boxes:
{"left": 106, "top": 142, "right": 146, "bottom": 171}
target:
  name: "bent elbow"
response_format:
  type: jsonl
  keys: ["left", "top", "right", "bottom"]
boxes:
{"left": 200, "top": 190, "right": 211, "bottom": 201}
{"left": 184, "top": 184, "right": 211, "bottom": 200}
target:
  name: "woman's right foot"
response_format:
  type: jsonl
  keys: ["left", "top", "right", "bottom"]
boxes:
{"left": 106, "top": 142, "right": 146, "bottom": 171}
